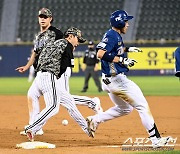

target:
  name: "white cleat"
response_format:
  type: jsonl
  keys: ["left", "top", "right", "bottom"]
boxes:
{"left": 152, "top": 136, "right": 172, "bottom": 148}
{"left": 86, "top": 116, "right": 97, "bottom": 138}
{"left": 20, "top": 125, "right": 44, "bottom": 136}
{"left": 20, "top": 130, "right": 27, "bottom": 136}
{"left": 20, "top": 129, "right": 44, "bottom": 136}
{"left": 92, "top": 97, "right": 103, "bottom": 114}
{"left": 35, "top": 129, "right": 44, "bottom": 135}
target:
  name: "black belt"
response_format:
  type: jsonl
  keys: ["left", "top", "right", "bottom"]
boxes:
{"left": 105, "top": 75, "right": 112, "bottom": 77}
{"left": 41, "top": 69, "right": 47, "bottom": 72}
{"left": 105, "top": 73, "right": 124, "bottom": 77}
{"left": 105, "top": 74, "right": 117, "bottom": 77}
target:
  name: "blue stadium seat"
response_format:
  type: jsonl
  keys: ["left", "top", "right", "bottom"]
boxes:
{"left": 17, "top": 0, "right": 125, "bottom": 42}
{"left": 136, "top": 0, "right": 180, "bottom": 41}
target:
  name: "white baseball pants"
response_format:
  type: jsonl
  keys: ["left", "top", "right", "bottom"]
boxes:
{"left": 92, "top": 74, "right": 155, "bottom": 132}
{"left": 26, "top": 71, "right": 89, "bottom": 135}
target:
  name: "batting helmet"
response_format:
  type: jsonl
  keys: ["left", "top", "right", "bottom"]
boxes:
{"left": 110, "top": 10, "right": 133, "bottom": 29}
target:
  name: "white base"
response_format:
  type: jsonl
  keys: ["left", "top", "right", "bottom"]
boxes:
{"left": 16, "top": 141, "right": 56, "bottom": 149}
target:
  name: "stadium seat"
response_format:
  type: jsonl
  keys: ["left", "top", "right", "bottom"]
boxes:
{"left": 136, "top": 0, "right": 180, "bottom": 41}
{"left": 17, "top": 0, "right": 125, "bottom": 42}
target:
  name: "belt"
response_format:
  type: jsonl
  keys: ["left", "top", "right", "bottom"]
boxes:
{"left": 105, "top": 74, "right": 113, "bottom": 77}
{"left": 105, "top": 73, "right": 124, "bottom": 77}
{"left": 41, "top": 69, "right": 47, "bottom": 72}
{"left": 40, "top": 70, "right": 58, "bottom": 79}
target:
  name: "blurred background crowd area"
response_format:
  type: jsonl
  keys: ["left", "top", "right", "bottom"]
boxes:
{"left": 0, "top": 0, "right": 179, "bottom": 45}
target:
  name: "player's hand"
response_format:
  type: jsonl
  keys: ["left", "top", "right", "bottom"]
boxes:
{"left": 15, "top": 66, "right": 28, "bottom": 73}
{"left": 119, "top": 57, "right": 137, "bottom": 67}
{"left": 128, "top": 47, "right": 142, "bottom": 52}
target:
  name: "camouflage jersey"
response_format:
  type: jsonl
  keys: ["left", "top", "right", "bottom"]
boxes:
{"left": 37, "top": 39, "right": 72, "bottom": 79}
{"left": 33, "top": 26, "right": 63, "bottom": 70}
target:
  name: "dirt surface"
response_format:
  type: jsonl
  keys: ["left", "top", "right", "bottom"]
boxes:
{"left": 0, "top": 95, "right": 179, "bottom": 154}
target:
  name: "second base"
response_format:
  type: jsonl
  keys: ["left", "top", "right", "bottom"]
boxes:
{"left": 16, "top": 141, "right": 56, "bottom": 149}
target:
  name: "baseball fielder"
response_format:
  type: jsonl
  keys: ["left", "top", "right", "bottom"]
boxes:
{"left": 16, "top": 8, "right": 94, "bottom": 141}
{"left": 86, "top": 10, "right": 171, "bottom": 148}
{"left": 17, "top": 26, "right": 94, "bottom": 141}
{"left": 20, "top": 66, "right": 102, "bottom": 136}
{"left": 18, "top": 8, "right": 102, "bottom": 137}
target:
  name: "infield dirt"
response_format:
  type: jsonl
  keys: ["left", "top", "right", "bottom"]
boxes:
{"left": 0, "top": 95, "right": 179, "bottom": 154}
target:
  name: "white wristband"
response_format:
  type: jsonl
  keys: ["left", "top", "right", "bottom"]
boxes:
{"left": 119, "top": 57, "right": 124, "bottom": 63}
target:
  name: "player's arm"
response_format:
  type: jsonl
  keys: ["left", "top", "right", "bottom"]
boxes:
{"left": 97, "top": 49, "right": 120, "bottom": 63}
{"left": 16, "top": 51, "right": 37, "bottom": 73}
{"left": 97, "top": 49, "right": 137, "bottom": 67}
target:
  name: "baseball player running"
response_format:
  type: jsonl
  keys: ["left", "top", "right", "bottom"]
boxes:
{"left": 86, "top": 10, "right": 171, "bottom": 148}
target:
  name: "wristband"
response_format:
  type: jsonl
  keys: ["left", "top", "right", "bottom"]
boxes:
{"left": 102, "top": 52, "right": 115, "bottom": 62}
{"left": 119, "top": 57, "right": 124, "bottom": 63}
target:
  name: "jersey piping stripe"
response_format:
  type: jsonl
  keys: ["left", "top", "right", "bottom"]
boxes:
{"left": 26, "top": 74, "right": 57, "bottom": 131}
{"left": 73, "top": 98, "right": 96, "bottom": 107}
{"left": 73, "top": 98, "right": 92, "bottom": 103}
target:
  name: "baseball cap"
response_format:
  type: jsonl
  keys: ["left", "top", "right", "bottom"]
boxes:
{"left": 88, "top": 41, "right": 94, "bottom": 45}
{"left": 38, "top": 8, "right": 52, "bottom": 17}
{"left": 64, "top": 27, "right": 86, "bottom": 43}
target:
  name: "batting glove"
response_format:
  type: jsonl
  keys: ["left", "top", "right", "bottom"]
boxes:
{"left": 119, "top": 57, "right": 137, "bottom": 67}
{"left": 127, "top": 47, "right": 142, "bottom": 52}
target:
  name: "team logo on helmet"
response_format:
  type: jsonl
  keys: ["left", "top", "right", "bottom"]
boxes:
{"left": 115, "top": 15, "right": 122, "bottom": 21}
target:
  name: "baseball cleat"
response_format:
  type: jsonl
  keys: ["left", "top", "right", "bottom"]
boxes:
{"left": 26, "top": 130, "right": 34, "bottom": 142}
{"left": 20, "top": 130, "right": 27, "bottom": 136}
{"left": 86, "top": 116, "right": 97, "bottom": 138}
{"left": 152, "top": 136, "right": 172, "bottom": 148}
{"left": 35, "top": 129, "right": 44, "bottom": 135}
{"left": 20, "top": 125, "right": 44, "bottom": 136}
{"left": 20, "top": 129, "right": 44, "bottom": 136}
{"left": 92, "top": 97, "right": 103, "bottom": 114}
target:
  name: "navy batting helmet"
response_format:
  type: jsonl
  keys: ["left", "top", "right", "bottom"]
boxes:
{"left": 110, "top": 10, "right": 133, "bottom": 29}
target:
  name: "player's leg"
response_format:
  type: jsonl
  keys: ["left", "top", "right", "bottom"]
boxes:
{"left": 20, "top": 77, "right": 43, "bottom": 136}
{"left": 101, "top": 74, "right": 155, "bottom": 131}
{"left": 25, "top": 72, "right": 60, "bottom": 139}
{"left": 72, "top": 95, "right": 103, "bottom": 114}
{"left": 87, "top": 74, "right": 170, "bottom": 146}
{"left": 27, "top": 79, "right": 41, "bottom": 125}
{"left": 86, "top": 92, "right": 133, "bottom": 138}
{"left": 58, "top": 70, "right": 103, "bottom": 113}
{"left": 60, "top": 67, "right": 71, "bottom": 92}
{"left": 60, "top": 92, "right": 93, "bottom": 137}
{"left": 87, "top": 92, "right": 133, "bottom": 127}
{"left": 64, "top": 67, "right": 71, "bottom": 92}
{"left": 118, "top": 76, "right": 171, "bottom": 147}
